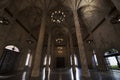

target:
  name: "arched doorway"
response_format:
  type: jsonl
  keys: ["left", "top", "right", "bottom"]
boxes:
{"left": 104, "top": 49, "right": 120, "bottom": 70}
{"left": 50, "top": 27, "right": 70, "bottom": 69}
{"left": 0, "top": 45, "right": 20, "bottom": 74}
{"left": 54, "top": 31, "right": 67, "bottom": 68}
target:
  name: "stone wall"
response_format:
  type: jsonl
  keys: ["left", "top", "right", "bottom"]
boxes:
{"left": 0, "top": 11, "right": 37, "bottom": 71}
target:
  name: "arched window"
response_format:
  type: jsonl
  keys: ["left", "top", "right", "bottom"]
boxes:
{"left": 43, "top": 55, "right": 47, "bottom": 65}
{"left": 70, "top": 54, "right": 78, "bottom": 66}
{"left": 104, "top": 48, "right": 120, "bottom": 69}
{"left": 5, "top": 45, "right": 20, "bottom": 52}
{"left": 74, "top": 54, "right": 78, "bottom": 66}
{"left": 0, "top": 45, "right": 20, "bottom": 74}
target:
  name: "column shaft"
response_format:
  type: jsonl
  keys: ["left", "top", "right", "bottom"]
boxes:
{"left": 95, "top": 49, "right": 107, "bottom": 71}
{"left": 31, "top": 14, "right": 46, "bottom": 77}
{"left": 69, "top": 33, "right": 76, "bottom": 80}
{"left": 73, "top": 11, "right": 90, "bottom": 77}
{"left": 69, "top": 33, "right": 75, "bottom": 67}
{"left": 46, "top": 31, "right": 51, "bottom": 69}
{"left": 45, "top": 32, "right": 51, "bottom": 80}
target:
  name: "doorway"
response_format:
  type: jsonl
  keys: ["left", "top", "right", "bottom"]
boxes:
{"left": 56, "top": 57, "right": 65, "bottom": 68}
{"left": 0, "top": 45, "right": 20, "bottom": 74}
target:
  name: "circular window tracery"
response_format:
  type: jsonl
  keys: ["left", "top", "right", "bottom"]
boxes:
{"left": 50, "top": 10, "right": 66, "bottom": 24}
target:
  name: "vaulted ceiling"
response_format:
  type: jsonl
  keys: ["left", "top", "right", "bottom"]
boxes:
{"left": 0, "top": 0, "right": 113, "bottom": 40}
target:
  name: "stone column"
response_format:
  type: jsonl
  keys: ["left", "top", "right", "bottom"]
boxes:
{"left": 69, "top": 33, "right": 74, "bottom": 65}
{"left": 51, "top": 32, "right": 54, "bottom": 68}
{"left": 45, "top": 31, "right": 51, "bottom": 80}
{"left": 116, "top": 56, "right": 120, "bottom": 68}
{"left": 85, "top": 41, "right": 94, "bottom": 69}
{"left": 86, "top": 50, "right": 93, "bottom": 69}
{"left": 46, "top": 31, "right": 51, "bottom": 67}
{"left": 69, "top": 33, "right": 76, "bottom": 80}
{"left": 95, "top": 49, "right": 107, "bottom": 71}
{"left": 73, "top": 10, "right": 90, "bottom": 77}
{"left": 66, "top": 37, "right": 70, "bottom": 67}
{"left": 31, "top": 13, "right": 46, "bottom": 77}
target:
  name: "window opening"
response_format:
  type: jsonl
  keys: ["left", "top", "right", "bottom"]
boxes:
{"left": 5, "top": 45, "right": 20, "bottom": 52}
{"left": 74, "top": 54, "right": 78, "bottom": 66}
{"left": 104, "top": 48, "right": 120, "bottom": 69}
{"left": 43, "top": 55, "right": 47, "bottom": 65}
{"left": 25, "top": 50, "right": 31, "bottom": 66}
{"left": 0, "top": 45, "right": 20, "bottom": 74}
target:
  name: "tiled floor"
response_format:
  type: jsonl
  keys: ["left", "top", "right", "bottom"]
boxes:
{"left": 0, "top": 68, "right": 120, "bottom": 80}
{"left": 40, "top": 67, "right": 120, "bottom": 80}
